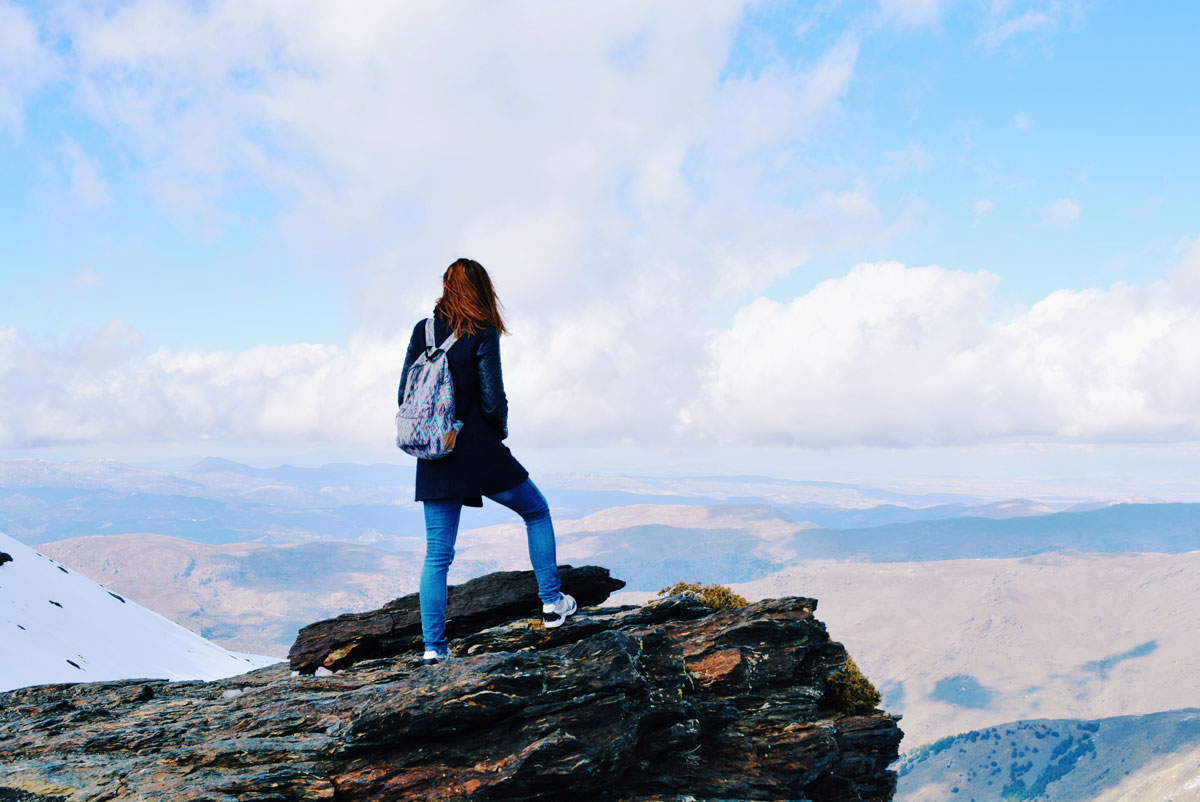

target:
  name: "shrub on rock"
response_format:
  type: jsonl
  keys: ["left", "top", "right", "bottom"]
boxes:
{"left": 658, "top": 581, "right": 748, "bottom": 611}
{"left": 825, "top": 655, "right": 883, "bottom": 715}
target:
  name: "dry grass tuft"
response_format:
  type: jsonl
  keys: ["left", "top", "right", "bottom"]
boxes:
{"left": 657, "top": 581, "right": 749, "bottom": 611}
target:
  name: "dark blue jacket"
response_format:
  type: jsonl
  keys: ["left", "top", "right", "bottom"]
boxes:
{"left": 399, "top": 315, "right": 528, "bottom": 507}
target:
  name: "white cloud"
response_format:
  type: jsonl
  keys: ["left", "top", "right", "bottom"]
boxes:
{"left": 0, "top": 321, "right": 399, "bottom": 449}
{"left": 882, "top": 143, "right": 932, "bottom": 178}
{"left": 63, "top": 138, "right": 110, "bottom": 208}
{"left": 6, "top": 254, "right": 1200, "bottom": 451}
{"left": 49, "top": 2, "right": 865, "bottom": 317}
{"left": 6, "top": 1, "right": 873, "bottom": 448}
{"left": 973, "top": 198, "right": 996, "bottom": 218}
{"left": 1044, "top": 197, "right": 1081, "bottom": 227}
{"left": 0, "top": 1, "right": 1148, "bottom": 455}
{"left": 682, "top": 258, "right": 1200, "bottom": 447}
{"left": 1014, "top": 112, "right": 1032, "bottom": 130}
{"left": 0, "top": 2, "right": 55, "bottom": 131}
{"left": 877, "top": 0, "right": 944, "bottom": 27}
{"left": 981, "top": 0, "right": 1083, "bottom": 48}
{"left": 71, "top": 267, "right": 105, "bottom": 290}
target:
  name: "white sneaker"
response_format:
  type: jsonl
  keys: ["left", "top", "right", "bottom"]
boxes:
{"left": 542, "top": 592, "right": 577, "bottom": 628}
{"left": 421, "top": 649, "right": 452, "bottom": 666}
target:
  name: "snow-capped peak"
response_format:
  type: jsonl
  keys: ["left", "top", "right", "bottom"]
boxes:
{"left": 0, "top": 530, "right": 280, "bottom": 692}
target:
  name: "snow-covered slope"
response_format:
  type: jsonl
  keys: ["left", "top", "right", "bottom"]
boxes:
{"left": 0, "top": 531, "right": 280, "bottom": 692}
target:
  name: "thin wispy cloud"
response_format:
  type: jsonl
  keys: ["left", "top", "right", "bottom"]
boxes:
{"left": 0, "top": 2, "right": 55, "bottom": 132}
{"left": 63, "top": 138, "right": 110, "bottom": 209}
{"left": 981, "top": 0, "right": 1084, "bottom": 49}
{"left": 877, "top": 0, "right": 944, "bottom": 28}
{"left": 883, "top": 144, "right": 933, "bottom": 178}
{"left": 71, "top": 267, "right": 105, "bottom": 290}
{"left": 972, "top": 198, "right": 996, "bottom": 225}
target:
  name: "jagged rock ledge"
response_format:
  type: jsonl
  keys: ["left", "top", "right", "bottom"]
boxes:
{"left": 0, "top": 566, "right": 902, "bottom": 801}
{"left": 288, "top": 565, "right": 627, "bottom": 673}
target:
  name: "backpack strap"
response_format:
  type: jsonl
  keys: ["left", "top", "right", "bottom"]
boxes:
{"left": 424, "top": 317, "right": 459, "bottom": 359}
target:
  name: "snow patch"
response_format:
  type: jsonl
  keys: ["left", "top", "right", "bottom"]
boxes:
{"left": 1, "top": 530, "right": 282, "bottom": 692}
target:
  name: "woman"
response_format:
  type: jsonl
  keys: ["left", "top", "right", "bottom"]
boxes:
{"left": 398, "top": 258, "right": 576, "bottom": 666}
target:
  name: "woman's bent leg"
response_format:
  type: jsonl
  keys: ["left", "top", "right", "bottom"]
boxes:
{"left": 421, "top": 499, "right": 462, "bottom": 653}
{"left": 486, "top": 478, "right": 561, "bottom": 604}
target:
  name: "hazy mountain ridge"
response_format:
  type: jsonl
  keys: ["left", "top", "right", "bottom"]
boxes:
{"left": 790, "top": 502, "right": 1200, "bottom": 561}
{"left": 0, "top": 457, "right": 1010, "bottom": 548}
{"left": 897, "top": 709, "right": 1200, "bottom": 802}
{"left": 39, "top": 533, "right": 432, "bottom": 655}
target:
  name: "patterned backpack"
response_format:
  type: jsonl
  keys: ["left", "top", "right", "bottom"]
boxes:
{"left": 395, "top": 318, "right": 464, "bottom": 459}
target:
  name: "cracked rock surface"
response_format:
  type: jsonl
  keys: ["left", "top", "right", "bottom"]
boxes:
{"left": 1, "top": 565, "right": 902, "bottom": 801}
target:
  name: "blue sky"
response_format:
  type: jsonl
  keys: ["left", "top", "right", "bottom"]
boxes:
{"left": 4, "top": 1, "right": 1196, "bottom": 349}
{"left": 1, "top": 1, "right": 1199, "bottom": 496}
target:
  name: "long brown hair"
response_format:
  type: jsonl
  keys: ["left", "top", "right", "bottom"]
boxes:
{"left": 434, "top": 258, "right": 508, "bottom": 338}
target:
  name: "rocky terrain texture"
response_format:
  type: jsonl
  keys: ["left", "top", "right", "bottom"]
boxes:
{"left": 0, "top": 565, "right": 902, "bottom": 801}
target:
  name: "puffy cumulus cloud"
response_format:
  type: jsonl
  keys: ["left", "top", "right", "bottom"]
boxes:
{"left": 1, "top": 2, "right": 1124, "bottom": 454}
{"left": 0, "top": 322, "right": 405, "bottom": 449}
{"left": 682, "top": 258, "right": 1200, "bottom": 447}
{"left": 6, "top": 251, "right": 1200, "bottom": 451}
{"left": 33, "top": 1, "right": 871, "bottom": 449}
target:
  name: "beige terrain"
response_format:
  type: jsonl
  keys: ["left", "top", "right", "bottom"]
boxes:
{"left": 39, "top": 534, "right": 421, "bottom": 656}
{"left": 727, "top": 551, "right": 1200, "bottom": 747}
{"left": 462, "top": 502, "right": 813, "bottom": 566}
{"left": 1089, "top": 743, "right": 1200, "bottom": 802}
{"left": 35, "top": 504, "right": 789, "bottom": 655}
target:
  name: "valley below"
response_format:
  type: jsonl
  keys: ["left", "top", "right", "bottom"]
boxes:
{"left": 7, "top": 458, "right": 1200, "bottom": 800}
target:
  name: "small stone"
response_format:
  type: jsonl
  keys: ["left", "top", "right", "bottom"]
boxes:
{"left": 220, "top": 688, "right": 243, "bottom": 700}
{"left": 314, "top": 666, "right": 334, "bottom": 677}
{"left": 128, "top": 684, "right": 155, "bottom": 702}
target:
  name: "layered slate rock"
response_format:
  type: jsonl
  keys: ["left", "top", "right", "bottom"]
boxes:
{"left": 289, "top": 564, "right": 626, "bottom": 673}
{"left": 0, "top": 567, "right": 903, "bottom": 801}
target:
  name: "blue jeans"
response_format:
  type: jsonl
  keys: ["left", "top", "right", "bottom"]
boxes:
{"left": 420, "top": 478, "right": 561, "bottom": 652}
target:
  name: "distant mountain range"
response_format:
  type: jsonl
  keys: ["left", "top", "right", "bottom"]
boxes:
{"left": 0, "top": 531, "right": 277, "bottom": 692}
{"left": 31, "top": 512, "right": 1200, "bottom": 749}
{"left": 3, "top": 459, "right": 1197, "bottom": 563}
{"left": 897, "top": 709, "right": 1200, "bottom": 802}
{"left": 7, "top": 456, "right": 1200, "bottom": 751}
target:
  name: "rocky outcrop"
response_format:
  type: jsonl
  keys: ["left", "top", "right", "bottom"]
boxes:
{"left": 0, "top": 566, "right": 902, "bottom": 801}
{"left": 289, "top": 565, "right": 627, "bottom": 673}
